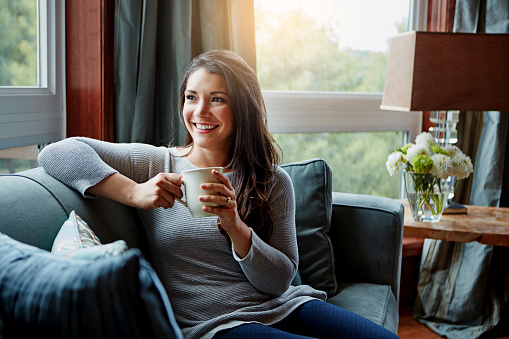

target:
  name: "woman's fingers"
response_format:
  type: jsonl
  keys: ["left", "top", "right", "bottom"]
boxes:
{"left": 199, "top": 193, "right": 231, "bottom": 207}
{"left": 211, "top": 169, "right": 234, "bottom": 190}
{"left": 156, "top": 173, "right": 183, "bottom": 199}
{"left": 199, "top": 170, "right": 236, "bottom": 218}
{"left": 200, "top": 182, "right": 234, "bottom": 206}
{"left": 132, "top": 173, "right": 183, "bottom": 209}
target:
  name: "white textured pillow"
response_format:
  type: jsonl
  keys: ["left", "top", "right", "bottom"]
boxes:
{"left": 51, "top": 210, "right": 127, "bottom": 260}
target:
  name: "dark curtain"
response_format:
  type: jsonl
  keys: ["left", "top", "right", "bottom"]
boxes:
{"left": 414, "top": 1, "right": 509, "bottom": 338}
{"left": 114, "top": 0, "right": 256, "bottom": 146}
{"left": 453, "top": 0, "right": 509, "bottom": 207}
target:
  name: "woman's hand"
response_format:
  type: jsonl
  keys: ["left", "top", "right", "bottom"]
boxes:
{"left": 86, "top": 172, "right": 183, "bottom": 210}
{"left": 130, "top": 173, "right": 183, "bottom": 210}
{"left": 199, "top": 169, "right": 238, "bottom": 225}
{"left": 199, "top": 169, "right": 252, "bottom": 258}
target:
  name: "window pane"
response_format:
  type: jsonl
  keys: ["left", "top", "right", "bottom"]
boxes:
{"left": 255, "top": 0, "right": 410, "bottom": 93}
{"left": 0, "top": 145, "right": 39, "bottom": 174}
{"left": 0, "top": 0, "right": 38, "bottom": 87}
{"left": 275, "top": 132, "right": 403, "bottom": 198}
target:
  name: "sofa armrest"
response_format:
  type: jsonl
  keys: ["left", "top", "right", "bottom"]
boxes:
{"left": 0, "top": 168, "right": 149, "bottom": 255}
{"left": 329, "top": 192, "right": 404, "bottom": 304}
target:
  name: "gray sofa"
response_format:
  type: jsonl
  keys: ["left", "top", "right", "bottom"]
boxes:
{"left": 0, "top": 159, "right": 404, "bottom": 337}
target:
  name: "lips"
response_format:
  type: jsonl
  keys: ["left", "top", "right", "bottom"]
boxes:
{"left": 194, "top": 123, "right": 219, "bottom": 131}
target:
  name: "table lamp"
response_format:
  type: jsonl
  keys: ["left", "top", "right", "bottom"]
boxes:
{"left": 380, "top": 31, "right": 509, "bottom": 211}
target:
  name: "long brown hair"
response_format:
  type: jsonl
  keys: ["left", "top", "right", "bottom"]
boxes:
{"left": 178, "top": 50, "right": 280, "bottom": 242}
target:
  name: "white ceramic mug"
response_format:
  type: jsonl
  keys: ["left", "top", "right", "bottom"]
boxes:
{"left": 174, "top": 167, "right": 223, "bottom": 218}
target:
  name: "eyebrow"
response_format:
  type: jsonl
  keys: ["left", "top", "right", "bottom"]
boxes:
{"left": 185, "top": 89, "right": 229, "bottom": 96}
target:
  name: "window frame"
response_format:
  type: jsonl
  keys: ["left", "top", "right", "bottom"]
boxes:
{"left": 0, "top": 0, "right": 66, "bottom": 150}
{"left": 262, "top": 0, "right": 426, "bottom": 143}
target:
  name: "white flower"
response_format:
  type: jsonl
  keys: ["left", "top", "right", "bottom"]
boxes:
{"left": 452, "top": 152, "right": 474, "bottom": 179}
{"left": 415, "top": 132, "right": 437, "bottom": 150}
{"left": 385, "top": 133, "right": 474, "bottom": 182}
{"left": 386, "top": 151, "right": 406, "bottom": 176}
{"left": 430, "top": 154, "right": 453, "bottom": 179}
{"left": 405, "top": 144, "right": 430, "bottom": 164}
{"left": 444, "top": 145, "right": 461, "bottom": 157}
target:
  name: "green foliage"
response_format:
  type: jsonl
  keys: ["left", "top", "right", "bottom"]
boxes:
{"left": 0, "top": 0, "right": 38, "bottom": 86}
{"left": 255, "top": 8, "right": 388, "bottom": 93}
{"left": 0, "top": 158, "right": 37, "bottom": 174}
{"left": 274, "top": 132, "right": 402, "bottom": 198}
{"left": 256, "top": 6, "right": 405, "bottom": 198}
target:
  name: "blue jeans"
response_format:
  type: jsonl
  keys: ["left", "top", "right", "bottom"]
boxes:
{"left": 214, "top": 300, "right": 400, "bottom": 338}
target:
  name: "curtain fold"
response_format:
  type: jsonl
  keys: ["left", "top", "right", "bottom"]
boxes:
{"left": 414, "top": 1, "right": 509, "bottom": 338}
{"left": 469, "top": 112, "right": 509, "bottom": 206}
{"left": 114, "top": 0, "right": 256, "bottom": 146}
{"left": 454, "top": 111, "right": 483, "bottom": 204}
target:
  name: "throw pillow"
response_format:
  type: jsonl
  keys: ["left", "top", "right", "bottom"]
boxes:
{"left": 0, "top": 233, "right": 182, "bottom": 339}
{"left": 51, "top": 210, "right": 128, "bottom": 260}
{"left": 281, "top": 159, "right": 337, "bottom": 297}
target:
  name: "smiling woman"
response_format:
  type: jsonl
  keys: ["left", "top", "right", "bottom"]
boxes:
{"left": 181, "top": 69, "right": 235, "bottom": 165}
{"left": 37, "top": 49, "right": 401, "bottom": 338}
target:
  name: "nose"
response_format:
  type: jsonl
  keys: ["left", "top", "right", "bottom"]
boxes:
{"left": 194, "top": 99, "right": 211, "bottom": 117}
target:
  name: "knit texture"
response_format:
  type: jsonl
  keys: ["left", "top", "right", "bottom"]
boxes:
{"left": 38, "top": 138, "right": 326, "bottom": 338}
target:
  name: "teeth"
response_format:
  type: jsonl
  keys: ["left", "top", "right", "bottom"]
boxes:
{"left": 195, "top": 123, "right": 218, "bottom": 130}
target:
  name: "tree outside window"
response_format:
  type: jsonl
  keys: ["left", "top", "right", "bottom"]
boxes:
{"left": 255, "top": 0, "right": 410, "bottom": 198}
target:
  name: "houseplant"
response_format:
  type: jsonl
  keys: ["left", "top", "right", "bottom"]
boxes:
{"left": 386, "top": 132, "right": 473, "bottom": 222}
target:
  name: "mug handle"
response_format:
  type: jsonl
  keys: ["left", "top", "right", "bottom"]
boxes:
{"left": 174, "top": 177, "right": 187, "bottom": 207}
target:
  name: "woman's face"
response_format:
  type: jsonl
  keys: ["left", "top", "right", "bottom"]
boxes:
{"left": 183, "top": 68, "right": 235, "bottom": 153}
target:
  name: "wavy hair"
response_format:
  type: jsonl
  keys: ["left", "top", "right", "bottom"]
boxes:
{"left": 178, "top": 50, "right": 280, "bottom": 242}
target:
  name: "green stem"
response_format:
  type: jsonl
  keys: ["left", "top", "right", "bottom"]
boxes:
{"left": 409, "top": 172, "right": 446, "bottom": 216}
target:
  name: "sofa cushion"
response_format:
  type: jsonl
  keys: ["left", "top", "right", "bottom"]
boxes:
{"left": 0, "top": 233, "right": 182, "bottom": 339}
{"left": 281, "top": 159, "right": 337, "bottom": 297}
{"left": 51, "top": 211, "right": 128, "bottom": 260}
{"left": 327, "top": 283, "right": 399, "bottom": 334}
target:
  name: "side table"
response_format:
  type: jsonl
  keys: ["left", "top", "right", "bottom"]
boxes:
{"left": 402, "top": 200, "right": 509, "bottom": 246}
{"left": 402, "top": 200, "right": 509, "bottom": 338}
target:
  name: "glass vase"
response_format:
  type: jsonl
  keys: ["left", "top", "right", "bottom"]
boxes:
{"left": 404, "top": 171, "right": 453, "bottom": 222}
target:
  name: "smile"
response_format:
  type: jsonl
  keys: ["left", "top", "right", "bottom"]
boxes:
{"left": 194, "top": 123, "right": 219, "bottom": 131}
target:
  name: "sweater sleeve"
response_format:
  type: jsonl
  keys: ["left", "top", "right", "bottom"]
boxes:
{"left": 233, "top": 167, "right": 299, "bottom": 296}
{"left": 38, "top": 137, "right": 164, "bottom": 197}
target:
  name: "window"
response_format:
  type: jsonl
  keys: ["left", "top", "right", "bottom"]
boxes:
{"left": 255, "top": 0, "right": 425, "bottom": 197}
{"left": 0, "top": 145, "right": 39, "bottom": 174}
{"left": 0, "top": 0, "right": 65, "bottom": 173}
{"left": 0, "top": 1, "right": 38, "bottom": 87}
{"left": 0, "top": 0, "right": 65, "bottom": 152}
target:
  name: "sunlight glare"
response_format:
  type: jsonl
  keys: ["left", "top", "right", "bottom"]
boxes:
{"left": 255, "top": 0, "right": 409, "bottom": 52}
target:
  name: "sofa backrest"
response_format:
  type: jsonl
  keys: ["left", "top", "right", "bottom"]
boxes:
{"left": 0, "top": 168, "right": 149, "bottom": 255}
{"left": 1, "top": 162, "right": 339, "bottom": 297}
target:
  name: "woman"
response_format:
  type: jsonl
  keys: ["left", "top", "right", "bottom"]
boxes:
{"left": 39, "top": 50, "right": 399, "bottom": 338}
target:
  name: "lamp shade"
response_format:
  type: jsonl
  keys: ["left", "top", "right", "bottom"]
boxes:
{"left": 380, "top": 31, "right": 509, "bottom": 112}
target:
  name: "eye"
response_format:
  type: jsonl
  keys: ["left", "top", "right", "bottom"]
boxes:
{"left": 212, "top": 97, "right": 225, "bottom": 103}
{"left": 185, "top": 95, "right": 196, "bottom": 101}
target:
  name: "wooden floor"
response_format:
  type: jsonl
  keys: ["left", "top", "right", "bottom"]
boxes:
{"left": 398, "top": 307, "right": 441, "bottom": 339}
{"left": 398, "top": 307, "right": 509, "bottom": 339}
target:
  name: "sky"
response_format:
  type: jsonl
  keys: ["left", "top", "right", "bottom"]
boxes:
{"left": 255, "top": 0, "right": 410, "bottom": 52}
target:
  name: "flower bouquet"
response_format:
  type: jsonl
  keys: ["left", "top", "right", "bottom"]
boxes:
{"left": 386, "top": 132, "right": 473, "bottom": 222}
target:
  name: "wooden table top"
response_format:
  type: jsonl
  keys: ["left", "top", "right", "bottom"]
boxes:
{"left": 402, "top": 200, "right": 509, "bottom": 247}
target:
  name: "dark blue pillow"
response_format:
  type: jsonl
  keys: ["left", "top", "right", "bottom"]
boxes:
{"left": 0, "top": 233, "right": 182, "bottom": 339}
{"left": 281, "top": 159, "right": 337, "bottom": 297}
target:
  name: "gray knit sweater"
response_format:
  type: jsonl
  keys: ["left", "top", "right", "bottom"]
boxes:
{"left": 38, "top": 137, "right": 326, "bottom": 338}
